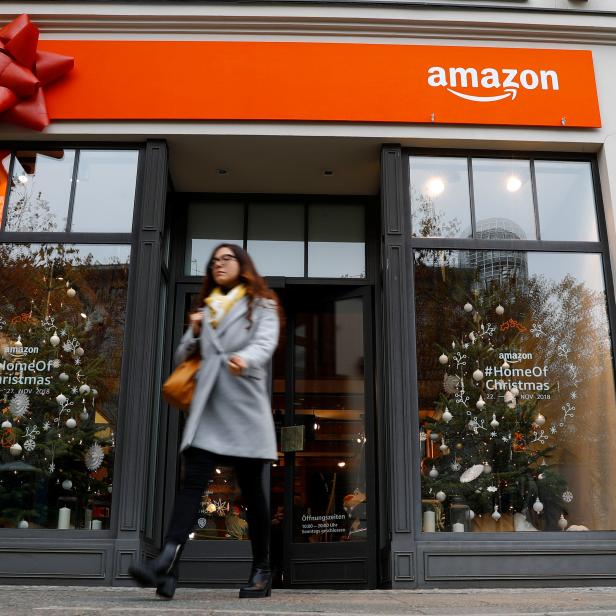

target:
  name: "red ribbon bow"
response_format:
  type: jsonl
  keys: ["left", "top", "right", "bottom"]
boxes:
{"left": 0, "top": 14, "right": 74, "bottom": 131}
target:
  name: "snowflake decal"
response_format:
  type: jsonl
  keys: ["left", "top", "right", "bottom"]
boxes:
{"left": 85, "top": 443, "right": 105, "bottom": 472}
{"left": 42, "top": 421, "right": 50, "bottom": 431}
{"left": 451, "top": 461, "right": 461, "bottom": 471}
{"left": 48, "top": 462, "right": 55, "bottom": 473}
{"left": 23, "top": 438, "right": 36, "bottom": 452}
{"left": 41, "top": 316, "right": 56, "bottom": 331}
{"left": 570, "top": 391, "right": 577, "bottom": 400}
{"left": 562, "top": 490, "right": 574, "bottom": 503}
{"left": 51, "top": 359, "right": 61, "bottom": 368}
{"left": 71, "top": 387, "right": 78, "bottom": 395}
{"left": 74, "top": 357, "right": 81, "bottom": 365}
{"left": 550, "top": 426, "right": 558, "bottom": 435}
{"left": 490, "top": 431, "right": 497, "bottom": 438}
{"left": 9, "top": 392, "right": 29, "bottom": 418}
{"left": 62, "top": 338, "right": 80, "bottom": 354}
{"left": 59, "top": 329, "right": 67, "bottom": 337}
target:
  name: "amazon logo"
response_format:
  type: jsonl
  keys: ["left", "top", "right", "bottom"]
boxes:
{"left": 427, "top": 66, "right": 560, "bottom": 103}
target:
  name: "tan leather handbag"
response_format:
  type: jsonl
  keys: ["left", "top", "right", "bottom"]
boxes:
{"left": 162, "top": 354, "right": 201, "bottom": 411}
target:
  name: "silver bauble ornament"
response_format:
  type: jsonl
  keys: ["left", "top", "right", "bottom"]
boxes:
{"left": 442, "top": 407, "right": 453, "bottom": 423}
{"left": 467, "top": 509, "right": 475, "bottom": 521}
{"left": 496, "top": 304, "right": 505, "bottom": 315}
{"left": 439, "top": 438, "right": 448, "bottom": 453}
{"left": 533, "top": 497, "right": 544, "bottom": 513}
{"left": 2, "top": 419, "right": 12, "bottom": 429}
{"left": 435, "top": 491, "right": 446, "bottom": 502}
{"left": 62, "top": 479, "right": 73, "bottom": 490}
{"left": 475, "top": 395, "right": 486, "bottom": 410}
{"left": 463, "top": 302, "right": 473, "bottom": 313}
{"left": 490, "top": 414, "right": 499, "bottom": 429}
{"left": 492, "top": 505, "right": 501, "bottom": 521}
{"left": 67, "top": 287, "right": 76, "bottom": 298}
{"left": 535, "top": 413, "right": 546, "bottom": 426}
{"left": 66, "top": 418, "right": 77, "bottom": 429}
{"left": 55, "top": 394, "right": 67, "bottom": 405}
{"left": 17, "top": 520, "right": 28, "bottom": 529}
{"left": 558, "top": 514, "right": 568, "bottom": 530}
{"left": 472, "top": 368, "right": 484, "bottom": 382}
{"left": 429, "top": 465, "right": 439, "bottom": 479}
{"left": 10, "top": 442, "right": 22, "bottom": 457}
{"left": 59, "top": 373, "right": 69, "bottom": 382}
{"left": 483, "top": 463, "right": 492, "bottom": 474}
{"left": 511, "top": 387, "right": 520, "bottom": 397}
{"left": 50, "top": 332, "right": 60, "bottom": 347}
{"left": 75, "top": 347, "right": 85, "bottom": 357}
{"left": 79, "top": 384, "right": 91, "bottom": 395}
{"left": 438, "top": 353, "right": 449, "bottom": 365}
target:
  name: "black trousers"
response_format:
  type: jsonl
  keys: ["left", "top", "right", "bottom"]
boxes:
{"left": 164, "top": 447, "right": 271, "bottom": 570}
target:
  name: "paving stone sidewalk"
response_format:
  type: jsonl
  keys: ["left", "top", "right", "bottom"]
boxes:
{"left": 4, "top": 585, "right": 616, "bottom": 616}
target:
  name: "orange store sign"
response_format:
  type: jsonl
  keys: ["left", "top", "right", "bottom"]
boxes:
{"left": 38, "top": 41, "right": 601, "bottom": 128}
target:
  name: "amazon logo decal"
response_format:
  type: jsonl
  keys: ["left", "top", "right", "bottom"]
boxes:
{"left": 427, "top": 66, "right": 560, "bottom": 103}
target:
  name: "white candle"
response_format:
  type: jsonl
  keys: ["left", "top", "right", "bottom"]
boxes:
{"left": 91, "top": 519, "right": 102, "bottom": 530}
{"left": 453, "top": 522, "right": 465, "bottom": 532}
{"left": 58, "top": 507, "right": 71, "bottom": 530}
{"left": 423, "top": 510, "right": 436, "bottom": 532}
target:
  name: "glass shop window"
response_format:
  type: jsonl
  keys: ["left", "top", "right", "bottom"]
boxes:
{"left": 185, "top": 202, "right": 244, "bottom": 276}
{"left": 535, "top": 161, "right": 599, "bottom": 242}
{"left": 185, "top": 201, "right": 367, "bottom": 279}
{"left": 0, "top": 243, "right": 131, "bottom": 530}
{"left": 410, "top": 156, "right": 600, "bottom": 242}
{"left": 410, "top": 157, "right": 472, "bottom": 238}
{"left": 247, "top": 203, "right": 305, "bottom": 277}
{"left": 308, "top": 204, "right": 365, "bottom": 278}
{"left": 3, "top": 151, "right": 76, "bottom": 232}
{"left": 70, "top": 150, "right": 139, "bottom": 233}
{"left": 1, "top": 149, "right": 139, "bottom": 233}
{"left": 414, "top": 248, "right": 616, "bottom": 532}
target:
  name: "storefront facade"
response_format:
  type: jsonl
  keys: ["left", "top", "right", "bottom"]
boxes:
{"left": 1, "top": 0, "right": 616, "bottom": 588}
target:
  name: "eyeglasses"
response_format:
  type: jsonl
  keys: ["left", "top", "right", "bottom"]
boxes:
{"left": 210, "top": 254, "right": 237, "bottom": 267}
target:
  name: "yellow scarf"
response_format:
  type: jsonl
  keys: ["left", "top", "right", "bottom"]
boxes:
{"left": 204, "top": 284, "right": 246, "bottom": 329}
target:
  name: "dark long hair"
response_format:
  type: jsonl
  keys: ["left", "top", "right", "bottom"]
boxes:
{"left": 198, "top": 243, "right": 282, "bottom": 328}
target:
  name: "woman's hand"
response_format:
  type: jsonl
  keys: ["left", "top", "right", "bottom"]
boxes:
{"left": 189, "top": 311, "right": 203, "bottom": 336}
{"left": 228, "top": 355, "right": 246, "bottom": 376}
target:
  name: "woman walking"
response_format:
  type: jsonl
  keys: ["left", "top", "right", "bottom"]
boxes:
{"left": 129, "top": 243, "right": 280, "bottom": 600}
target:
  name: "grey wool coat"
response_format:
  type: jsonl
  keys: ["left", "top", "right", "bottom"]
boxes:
{"left": 174, "top": 296, "right": 280, "bottom": 461}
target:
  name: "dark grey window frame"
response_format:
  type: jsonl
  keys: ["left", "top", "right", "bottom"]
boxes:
{"left": 406, "top": 148, "right": 616, "bottom": 542}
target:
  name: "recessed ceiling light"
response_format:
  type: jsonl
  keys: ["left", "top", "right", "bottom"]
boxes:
{"left": 506, "top": 175, "right": 522, "bottom": 192}
{"left": 426, "top": 176, "right": 445, "bottom": 197}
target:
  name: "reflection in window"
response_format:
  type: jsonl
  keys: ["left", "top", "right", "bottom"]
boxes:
{"left": 535, "top": 161, "right": 599, "bottom": 242}
{"left": 247, "top": 203, "right": 304, "bottom": 277}
{"left": 4, "top": 151, "right": 75, "bottom": 232}
{"left": 0, "top": 152, "right": 11, "bottom": 224}
{"left": 472, "top": 159, "right": 536, "bottom": 240}
{"left": 414, "top": 249, "right": 616, "bottom": 531}
{"left": 0, "top": 243, "right": 131, "bottom": 530}
{"left": 185, "top": 202, "right": 244, "bottom": 276}
{"left": 292, "top": 298, "right": 367, "bottom": 543}
{"left": 308, "top": 204, "right": 365, "bottom": 278}
{"left": 71, "top": 151, "right": 139, "bottom": 232}
{"left": 410, "top": 157, "right": 471, "bottom": 238}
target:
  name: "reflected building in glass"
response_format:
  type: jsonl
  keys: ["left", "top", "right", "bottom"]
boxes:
{"left": 460, "top": 217, "right": 529, "bottom": 288}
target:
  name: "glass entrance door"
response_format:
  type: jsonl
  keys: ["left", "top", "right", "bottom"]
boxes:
{"left": 271, "top": 286, "right": 375, "bottom": 588}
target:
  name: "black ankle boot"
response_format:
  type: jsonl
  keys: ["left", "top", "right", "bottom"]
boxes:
{"left": 239, "top": 567, "right": 272, "bottom": 598}
{"left": 128, "top": 542, "right": 184, "bottom": 599}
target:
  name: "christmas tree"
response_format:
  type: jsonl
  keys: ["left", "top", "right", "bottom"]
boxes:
{"left": 418, "top": 257, "right": 570, "bottom": 532}
{"left": 0, "top": 244, "right": 127, "bottom": 529}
